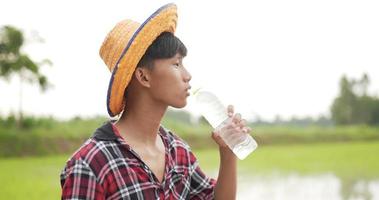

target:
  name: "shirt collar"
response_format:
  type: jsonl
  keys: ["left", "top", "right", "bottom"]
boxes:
{"left": 93, "top": 121, "right": 168, "bottom": 141}
{"left": 92, "top": 121, "right": 118, "bottom": 141}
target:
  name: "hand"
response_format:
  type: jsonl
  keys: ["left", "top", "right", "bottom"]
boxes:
{"left": 211, "top": 105, "right": 252, "bottom": 149}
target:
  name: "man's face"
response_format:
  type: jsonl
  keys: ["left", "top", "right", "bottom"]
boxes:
{"left": 148, "top": 53, "right": 192, "bottom": 108}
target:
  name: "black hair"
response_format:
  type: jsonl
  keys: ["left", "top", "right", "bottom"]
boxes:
{"left": 122, "top": 32, "right": 187, "bottom": 101}
{"left": 137, "top": 32, "right": 187, "bottom": 69}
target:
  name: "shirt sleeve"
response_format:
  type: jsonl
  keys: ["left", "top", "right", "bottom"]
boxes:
{"left": 188, "top": 151, "right": 217, "bottom": 200}
{"left": 60, "top": 157, "right": 105, "bottom": 200}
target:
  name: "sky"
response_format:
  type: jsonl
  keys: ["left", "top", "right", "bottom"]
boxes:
{"left": 1, "top": 0, "right": 379, "bottom": 121}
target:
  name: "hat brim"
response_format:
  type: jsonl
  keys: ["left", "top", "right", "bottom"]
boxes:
{"left": 106, "top": 3, "right": 177, "bottom": 117}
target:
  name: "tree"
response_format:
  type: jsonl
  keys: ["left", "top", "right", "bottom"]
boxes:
{"left": 331, "top": 74, "right": 379, "bottom": 125}
{"left": 0, "top": 25, "right": 52, "bottom": 128}
{"left": 331, "top": 75, "right": 357, "bottom": 124}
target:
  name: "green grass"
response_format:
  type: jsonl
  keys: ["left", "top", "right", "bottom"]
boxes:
{"left": 0, "top": 155, "right": 68, "bottom": 200}
{"left": 1, "top": 141, "right": 378, "bottom": 199}
{"left": 195, "top": 141, "right": 379, "bottom": 179}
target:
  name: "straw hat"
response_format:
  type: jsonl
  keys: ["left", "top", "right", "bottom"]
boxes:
{"left": 99, "top": 3, "right": 177, "bottom": 117}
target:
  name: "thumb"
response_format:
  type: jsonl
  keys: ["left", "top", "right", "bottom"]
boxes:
{"left": 212, "top": 130, "right": 220, "bottom": 138}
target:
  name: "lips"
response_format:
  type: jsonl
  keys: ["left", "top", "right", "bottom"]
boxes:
{"left": 185, "top": 86, "right": 191, "bottom": 96}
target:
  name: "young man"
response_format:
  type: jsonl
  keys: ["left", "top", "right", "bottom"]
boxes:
{"left": 60, "top": 4, "right": 251, "bottom": 200}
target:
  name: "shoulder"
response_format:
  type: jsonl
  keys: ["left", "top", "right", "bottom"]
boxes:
{"left": 62, "top": 138, "right": 117, "bottom": 174}
{"left": 62, "top": 122, "right": 125, "bottom": 178}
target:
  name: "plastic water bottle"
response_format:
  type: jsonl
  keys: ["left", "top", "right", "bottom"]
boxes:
{"left": 193, "top": 89, "right": 258, "bottom": 160}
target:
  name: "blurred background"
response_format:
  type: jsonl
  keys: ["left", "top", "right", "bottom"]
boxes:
{"left": 1, "top": 0, "right": 378, "bottom": 199}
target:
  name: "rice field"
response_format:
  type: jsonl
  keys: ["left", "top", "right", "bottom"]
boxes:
{"left": 1, "top": 141, "right": 378, "bottom": 200}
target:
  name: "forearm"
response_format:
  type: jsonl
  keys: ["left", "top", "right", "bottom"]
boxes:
{"left": 214, "top": 147, "right": 237, "bottom": 200}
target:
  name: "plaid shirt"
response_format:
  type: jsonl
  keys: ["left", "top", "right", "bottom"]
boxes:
{"left": 60, "top": 122, "right": 216, "bottom": 200}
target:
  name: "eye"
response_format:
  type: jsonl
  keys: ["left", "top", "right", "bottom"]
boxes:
{"left": 173, "top": 63, "right": 180, "bottom": 68}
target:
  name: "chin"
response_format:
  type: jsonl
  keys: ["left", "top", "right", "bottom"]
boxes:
{"left": 171, "top": 100, "right": 187, "bottom": 109}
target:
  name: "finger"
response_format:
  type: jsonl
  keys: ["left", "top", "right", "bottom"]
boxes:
{"left": 248, "top": 127, "right": 252, "bottom": 132}
{"left": 225, "top": 122, "right": 242, "bottom": 133}
{"left": 228, "top": 132, "right": 247, "bottom": 145}
{"left": 212, "top": 130, "right": 220, "bottom": 137}
{"left": 226, "top": 121, "right": 237, "bottom": 129}
{"left": 242, "top": 127, "right": 252, "bottom": 133}
{"left": 227, "top": 105, "right": 234, "bottom": 117}
{"left": 211, "top": 132, "right": 219, "bottom": 141}
{"left": 232, "top": 113, "right": 242, "bottom": 124}
{"left": 239, "top": 119, "right": 247, "bottom": 128}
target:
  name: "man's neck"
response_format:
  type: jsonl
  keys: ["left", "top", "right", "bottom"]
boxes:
{"left": 115, "top": 98, "right": 167, "bottom": 147}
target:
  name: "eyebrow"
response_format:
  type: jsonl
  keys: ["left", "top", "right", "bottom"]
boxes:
{"left": 176, "top": 53, "right": 184, "bottom": 59}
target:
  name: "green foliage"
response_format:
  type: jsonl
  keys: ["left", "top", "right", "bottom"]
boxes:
{"left": 0, "top": 113, "right": 17, "bottom": 128}
{"left": 0, "top": 112, "right": 378, "bottom": 157}
{"left": 253, "top": 115, "right": 333, "bottom": 127}
{"left": 163, "top": 108, "right": 193, "bottom": 124}
{"left": 0, "top": 25, "right": 51, "bottom": 89}
{"left": 331, "top": 74, "right": 379, "bottom": 125}
{"left": 0, "top": 115, "right": 107, "bottom": 157}
{"left": 0, "top": 25, "right": 52, "bottom": 128}
{"left": 252, "top": 124, "right": 379, "bottom": 145}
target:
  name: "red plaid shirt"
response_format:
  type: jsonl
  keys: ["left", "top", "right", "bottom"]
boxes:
{"left": 60, "top": 122, "right": 216, "bottom": 200}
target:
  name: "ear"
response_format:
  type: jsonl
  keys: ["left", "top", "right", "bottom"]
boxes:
{"left": 134, "top": 68, "right": 151, "bottom": 88}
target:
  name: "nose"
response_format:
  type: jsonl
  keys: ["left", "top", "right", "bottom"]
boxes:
{"left": 183, "top": 67, "right": 192, "bottom": 82}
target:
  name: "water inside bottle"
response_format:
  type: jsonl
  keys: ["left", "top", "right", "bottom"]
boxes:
{"left": 194, "top": 90, "right": 228, "bottom": 128}
{"left": 232, "top": 135, "right": 258, "bottom": 160}
{"left": 193, "top": 89, "right": 258, "bottom": 160}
